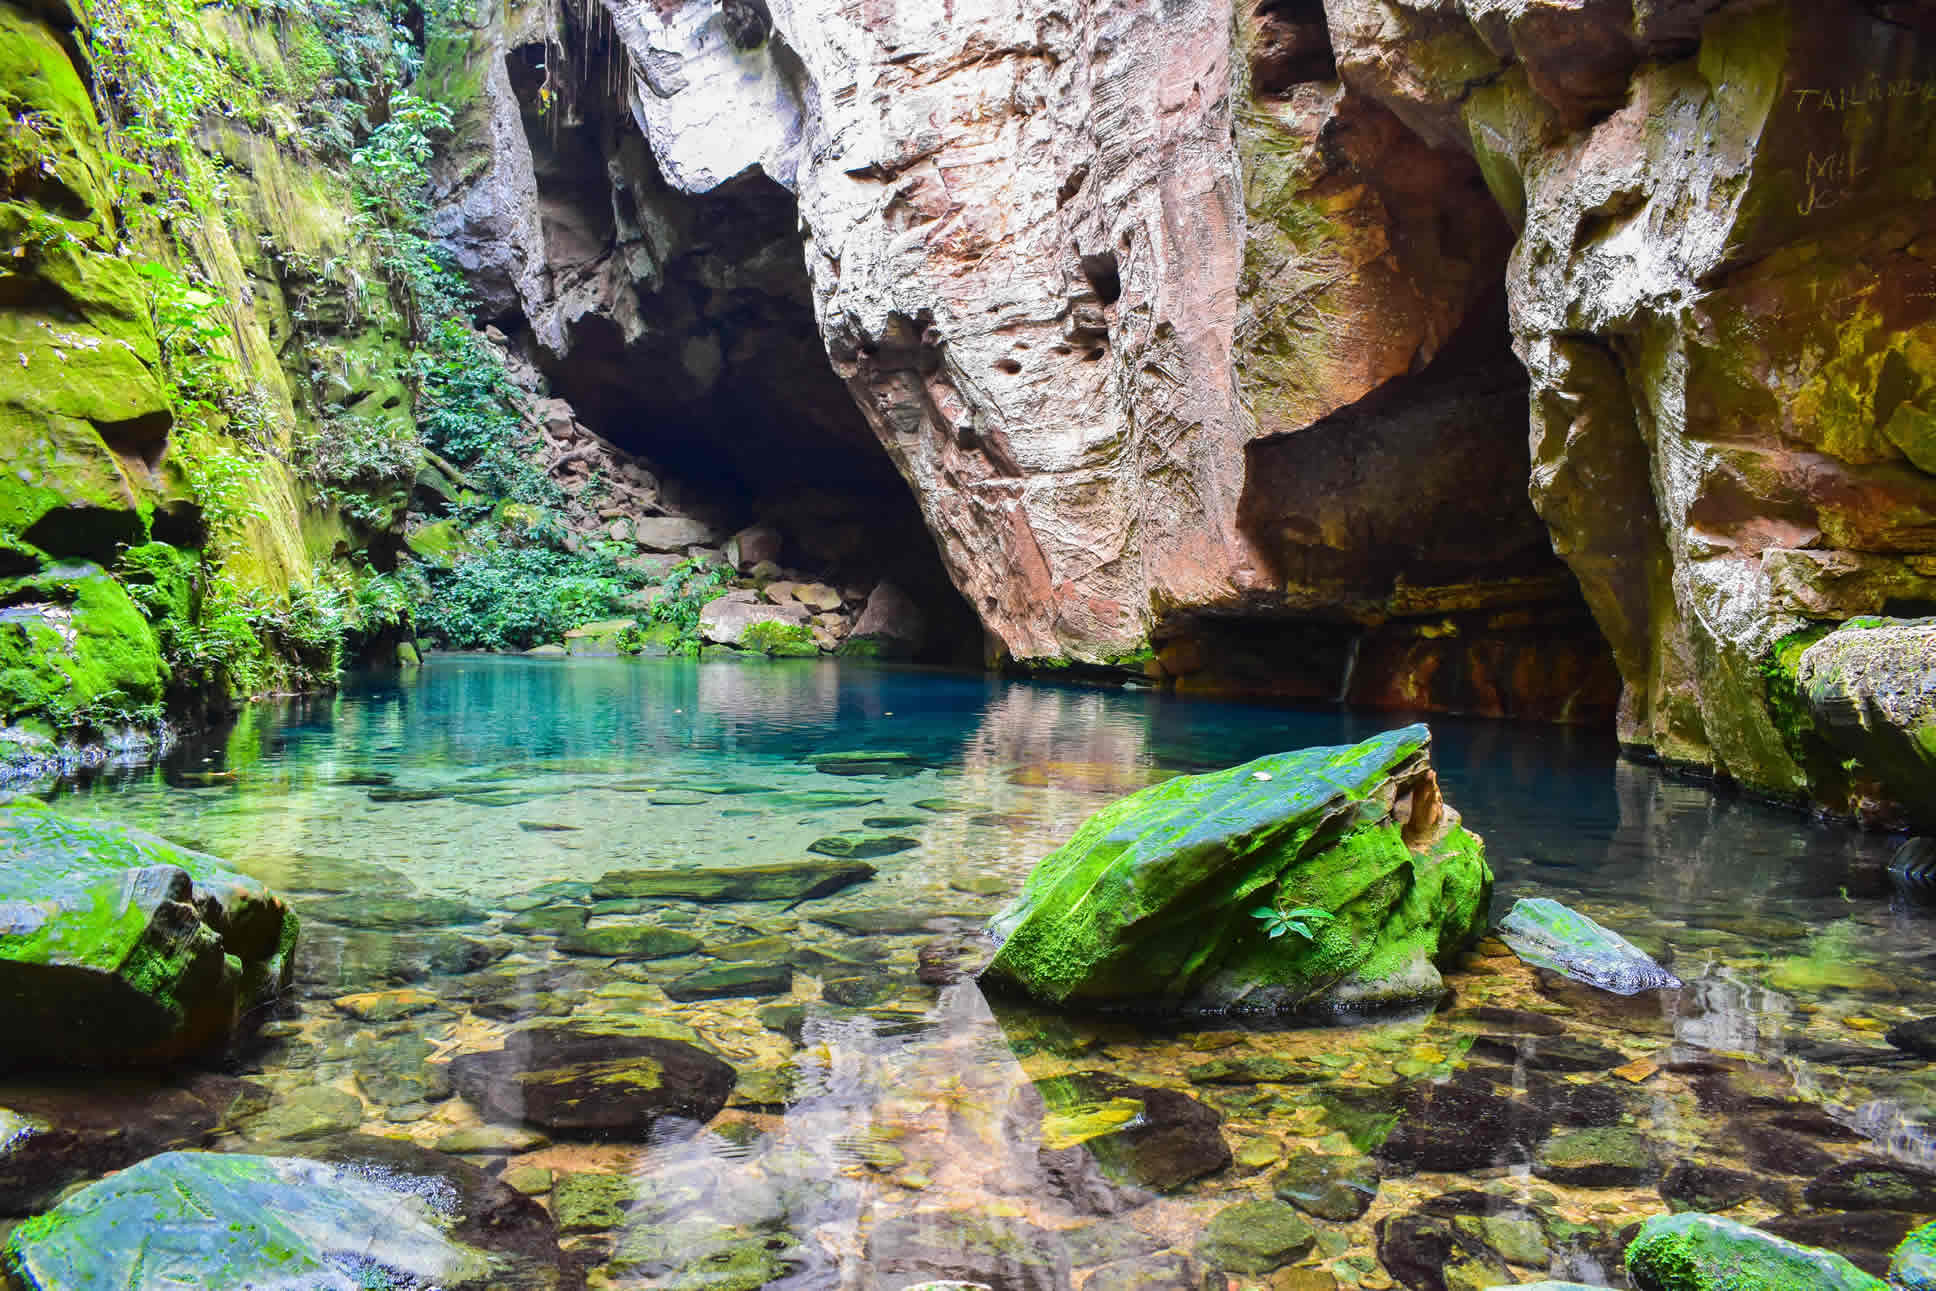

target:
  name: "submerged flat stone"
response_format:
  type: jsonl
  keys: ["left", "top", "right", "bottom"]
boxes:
{"left": 810, "top": 750, "right": 927, "bottom": 778}
{"left": 592, "top": 860, "right": 875, "bottom": 903}
{"left": 1022, "top": 1070, "right": 1232, "bottom": 1211}
{"left": 0, "top": 801, "right": 298, "bottom": 1067}
{"left": 808, "top": 834, "right": 920, "bottom": 859}
{"left": 664, "top": 961, "right": 794, "bottom": 1002}
{"left": 446, "top": 1022, "right": 734, "bottom": 1139}
{"left": 557, "top": 923, "right": 702, "bottom": 959}
{"left": 1497, "top": 897, "right": 1681, "bottom": 995}
{"left": 981, "top": 725, "right": 1492, "bottom": 1015}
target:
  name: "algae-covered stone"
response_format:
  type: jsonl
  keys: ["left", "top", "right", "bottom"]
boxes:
{"left": 0, "top": 800, "right": 298, "bottom": 1067}
{"left": 1497, "top": 897, "right": 1681, "bottom": 995}
{"left": 980, "top": 725, "right": 1491, "bottom": 1014}
{"left": 593, "top": 860, "right": 875, "bottom": 903}
{"left": 1195, "top": 1199, "right": 1316, "bottom": 1274}
{"left": 1624, "top": 1212, "right": 1888, "bottom": 1291}
{"left": 0, "top": 1150, "right": 495, "bottom": 1289}
{"left": 558, "top": 922, "right": 702, "bottom": 959}
{"left": 446, "top": 1021, "right": 734, "bottom": 1139}
{"left": 1018, "top": 1070, "right": 1232, "bottom": 1209}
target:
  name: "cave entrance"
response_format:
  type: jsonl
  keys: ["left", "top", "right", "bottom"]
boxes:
{"left": 490, "top": 22, "right": 982, "bottom": 667}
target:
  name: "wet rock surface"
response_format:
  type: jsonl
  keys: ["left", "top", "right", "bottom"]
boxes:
{"left": 0, "top": 1145, "right": 577, "bottom": 1290}
{"left": 1498, "top": 897, "right": 1681, "bottom": 996}
{"left": 0, "top": 1073, "right": 252, "bottom": 1215}
{"left": 0, "top": 803, "right": 298, "bottom": 1067}
{"left": 1014, "top": 1071, "right": 1232, "bottom": 1212}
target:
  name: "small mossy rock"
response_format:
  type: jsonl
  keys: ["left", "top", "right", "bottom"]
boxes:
{"left": 551, "top": 1170, "right": 629, "bottom": 1233}
{"left": 1195, "top": 1199, "right": 1316, "bottom": 1274}
{"left": 446, "top": 1021, "right": 734, "bottom": 1139}
{"left": 1497, "top": 897, "right": 1681, "bottom": 995}
{"left": 663, "top": 960, "right": 793, "bottom": 1002}
{"left": 1805, "top": 1159, "right": 1936, "bottom": 1212}
{"left": 1533, "top": 1126, "right": 1660, "bottom": 1188}
{"left": 299, "top": 892, "right": 487, "bottom": 929}
{"left": 809, "top": 834, "right": 921, "bottom": 859}
{"left": 557, "top": 923, "right": 702, "bottom": 959}
{"left": 1015, "top": 1070, "right": 1232, "bottom": 1211}
{"left": 1273, "top": 1150, "right": 1382, "bottom": 1220}
{"left": 981, "top": 725, "right": 1492, "bottom": 1015}
{"left": 1625, "top": 1212, "right": 1888, "bottom": 1291}
{"left": 809, "top": 749, "right": 927, "bottom": 777}
{"left": 1891, "top": 1221, "right": 1936, "bottom": 1291}
{"left": 236, "top": 1086, "right": 365, "bottom": 1142}
{"left": 0, "top": 801, "right": 298, "bottom": 1067}
{"left": 592, "top": 860, "right": 875, "bottom": 903}
{"left": 0, "top": 1150, "right": 499, "bottom": 1289}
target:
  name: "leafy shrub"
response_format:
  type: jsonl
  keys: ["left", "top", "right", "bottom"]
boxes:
{"left": 415, "top": 542, "right": 638, "bottom": 652}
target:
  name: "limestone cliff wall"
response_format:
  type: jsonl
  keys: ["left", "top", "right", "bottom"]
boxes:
{"left": 433, "top": 0, "right": 1936, "bottom": 821}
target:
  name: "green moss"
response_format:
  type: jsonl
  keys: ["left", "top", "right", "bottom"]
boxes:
{"left": 0, "top": 564, "right": 168, "bottom": 726}
{"left": 741, "top": 620, "right": 817, "bottom": 656}
{"left": 983, "top": 726, "right": 1490, "bottom": 1013}
{"left": 1760, "top": 624, "right": 1833, "bottom": 762}
{"left": 1626, "top": 1213, "right": 1887, "bottom": 1291}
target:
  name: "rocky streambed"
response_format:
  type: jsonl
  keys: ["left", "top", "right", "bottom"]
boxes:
{"left": 2, "top": 658, "right": 1934, "bottom": 1290}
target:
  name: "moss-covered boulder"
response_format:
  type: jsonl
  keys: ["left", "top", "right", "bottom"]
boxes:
{"left": 0, "top": 563, "right": 168, "bottom": 726}
{"left": 0, "top": 1150, "right": 512, "bottom": 1289}
{"left": 980, "top": 725, "right": 1491, "bottom": 1015}
{"left": 0, "top": 800, "right": 297, "bottom": 1067}
{"left": 1624, "top": 1213, "right": 1887, "bottom": 1291}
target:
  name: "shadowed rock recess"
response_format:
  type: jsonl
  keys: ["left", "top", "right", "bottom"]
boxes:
{"left": 420, "top": 0, "right": 1936, "bottom": 822}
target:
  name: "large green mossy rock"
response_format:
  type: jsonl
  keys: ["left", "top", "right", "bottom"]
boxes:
{"left": 980, "top": 725, "right": 1491, "bottom": 1015}
{"left": 0, "top": 564, "right": 168, "bottom": 727}
{"left": 0, "top": 1150, "right": 503, "bottom": 1290}
{"left": 0, "top": 801, "right": 297, "bottom": 1067}
{"left": 1624, "top": 1213, "right": 1887, "bottom": 1291}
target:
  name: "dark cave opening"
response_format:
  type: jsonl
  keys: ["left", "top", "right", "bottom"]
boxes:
{"left": 1221, "top": 295, "right": 1623, "bottom": 723}
{"left": 1250, "top": 0, "right": 1336, "bottom": 95}
{"left": 494, "top": 29, "right": 983, "bottom": 666}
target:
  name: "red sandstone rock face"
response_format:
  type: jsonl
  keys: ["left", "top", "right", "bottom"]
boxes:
{"left": 444, "top": 0, "right": 1936, "bottom": 812}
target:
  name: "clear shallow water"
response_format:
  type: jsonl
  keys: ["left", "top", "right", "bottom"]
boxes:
{"left": 19, "top": 656, "right": 1936, "bottom": 1288}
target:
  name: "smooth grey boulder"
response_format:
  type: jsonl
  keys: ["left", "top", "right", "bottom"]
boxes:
{"left": 1497, "top": 897, "right": 1680, "bottom": 995}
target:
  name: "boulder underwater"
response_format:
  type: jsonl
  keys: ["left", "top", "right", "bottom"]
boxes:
{"left": 978, "top": 724, "right": 1492, "bottom": 1016}
{"left": 0, "top": 800, "right": 299, "bottom": 1067}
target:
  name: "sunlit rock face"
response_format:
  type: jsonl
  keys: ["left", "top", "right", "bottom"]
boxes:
{"left": 443, "top": 0, "right": 1936, "bottom": 812}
